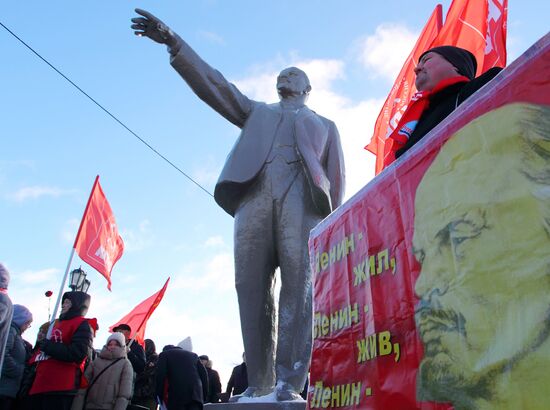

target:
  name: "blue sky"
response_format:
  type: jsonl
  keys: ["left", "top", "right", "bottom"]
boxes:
{"left": 1, "top": 0, "right": 548, "bottom": 384}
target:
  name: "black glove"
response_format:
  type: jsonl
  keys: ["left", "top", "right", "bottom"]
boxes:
{"left": 38, "top": 339, "right": 52, "bottom": 353}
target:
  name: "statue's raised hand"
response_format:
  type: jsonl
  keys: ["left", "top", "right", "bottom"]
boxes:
{"left": 131, "top": 8, "right": 180, "bottom": 52}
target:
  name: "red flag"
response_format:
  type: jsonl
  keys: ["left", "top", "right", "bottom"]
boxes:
{"left": 432, "top": 0, "right": 507, "bottom": 75}
{"left": 109, "top": 278, "right": 170, "bottom": 347}
{"left": 74, "top": 176, "right": 124, "bottom": 290}
{"left": 366, "top": 5, "right": 442, "bottom": 175}
{"left": 367, "top": 0, "right": 507, "bottom": 175}
{"left": 482, "top": 0, "right": 508, "bottom": 71}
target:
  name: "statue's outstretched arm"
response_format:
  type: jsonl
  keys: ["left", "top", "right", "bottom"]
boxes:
{"left": 132, "top": 9, "right": 252, "bottom": 128}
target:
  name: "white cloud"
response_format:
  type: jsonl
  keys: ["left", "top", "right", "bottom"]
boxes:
{"left": 235, "top": 72, "right": 279, "bottom": 102}
{"left": 204, "top": 235, "right": 225, "bottom": 248}
{"left": 8, "top": 266, "right": 63, "bottom": 337}
{"left": 8, "top": 185, "right": 77, "bottom": 202}
{"left": 120, "top": 219, "right": 153, "bottom": 252}
{"left": 198, "top": 30, "right": 226, "bottom": 45}
{"left": 192, "top": 156, "right": 223, "bottom": 187}
{"left": 0, "top": 160, "right": 36, "bottom": 168}
{"left": 61, "top": 218, "right": 80, "bottom": 245}
{"left": 0, "top": 160, "right": 36, "bottom": 186}
{"left": 299, "top": 59, "right": 346, "bottom": 90}
{"left": 234, "top": 58, "right": 345, "bottom": 103}
{"left": 172, "top": 251, "right": 234, "bottom": 292}
{"left": 356, "top": 23, "right": 418, "bottom": 81}
{"left": 18, "top": 267, "right": 60, "bottom": 285}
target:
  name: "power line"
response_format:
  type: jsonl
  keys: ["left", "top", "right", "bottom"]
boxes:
{"left": 0, "top": 20, "right": 214, "bottom": 199}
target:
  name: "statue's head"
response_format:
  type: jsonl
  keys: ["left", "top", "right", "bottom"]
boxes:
{"left": 276, "top": 67, "right": 311, "bottom": 101}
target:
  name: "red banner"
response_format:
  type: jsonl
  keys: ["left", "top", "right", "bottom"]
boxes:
{"left": 366, "top": 6, "right": 442, "bottom": 175}
{"left": 109, "top": 277, "right": 170, "bottom": 347}
{"left": 74, "top": 176, "right": 124, "bottom": 290}
{"left": 309, "top": 34, "right": 549, "bottom": 409}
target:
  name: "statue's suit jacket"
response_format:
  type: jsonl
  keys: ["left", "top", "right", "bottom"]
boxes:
{"left": 170, "top": 41, "right": 345, "bottom": 217}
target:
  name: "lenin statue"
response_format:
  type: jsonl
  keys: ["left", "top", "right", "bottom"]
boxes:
{"left": 131, "top": 9, "right": 345, "bottom": 402}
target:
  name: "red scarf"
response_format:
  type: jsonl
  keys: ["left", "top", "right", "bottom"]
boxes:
{"left": 382, "top": 76, "right": 469, "bottom": 168}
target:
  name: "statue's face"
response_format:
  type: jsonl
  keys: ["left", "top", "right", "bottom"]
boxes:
{"left": 412, "top": 104, "right": 550, "bottom": 405}
{"left": 277, "top": 67, "right": 310, "bottom": 99}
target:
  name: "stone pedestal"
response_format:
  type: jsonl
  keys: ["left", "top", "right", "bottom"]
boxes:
{"left": 205, "top": 402, "right": 306, "bottom": 410}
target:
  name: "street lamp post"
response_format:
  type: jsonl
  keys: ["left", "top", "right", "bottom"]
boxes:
{"left": 81, "top": 279, "right": 91, "bottom": 293}
{"left": 69, "top": 267, "right": 90, "bottom": 292}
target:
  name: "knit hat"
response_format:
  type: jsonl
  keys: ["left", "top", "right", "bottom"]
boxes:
{"left": 177, "top": 336, "right": 193, "bottom": 352}
{"left": 60, "top": 291, "right": 91, "bottom": 319}
{"left": 12, "top": 304, "right": 32, "bottom": 328}
{"left": 107, "top": 332, "right": 126, "bottom": 347}
{"left": 419, "top": 45, "right": 478, "bottom": 80}
{"left": 0, "top": 263, "right": 10, "bottom": 289}
{"left": 112, "top": 323, "right": 131, "bottom": 332}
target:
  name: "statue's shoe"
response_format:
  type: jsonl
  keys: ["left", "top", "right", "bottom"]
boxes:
{"left": 275, "top": 384, "right": 304, "bottom": 402}
{"left": 228, "top": 386, "right": 273, "bottom": 402}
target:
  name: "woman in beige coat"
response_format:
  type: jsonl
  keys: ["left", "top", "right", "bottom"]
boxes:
{"left": 72, "top": 332, "right": 133, "bottom": 410}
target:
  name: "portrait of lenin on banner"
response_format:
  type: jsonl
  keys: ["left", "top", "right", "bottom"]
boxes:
{"left": 413, "top": 103, "right": 550, "bottom": 410}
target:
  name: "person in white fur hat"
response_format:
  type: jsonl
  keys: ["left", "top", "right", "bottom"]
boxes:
{"left": 71, "top": 332, "right": 133, "bottom": 410}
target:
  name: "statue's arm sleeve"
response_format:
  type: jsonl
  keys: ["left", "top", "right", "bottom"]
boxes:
{"left": 326, "top": 121, "right": 345, "bottom": 209}
{"left": 169, "top": 40, "right": 253, "bottom": 128}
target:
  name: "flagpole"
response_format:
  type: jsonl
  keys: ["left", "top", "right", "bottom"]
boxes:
{"left": 47, "top": 247, "right": 76, "bottom": 338}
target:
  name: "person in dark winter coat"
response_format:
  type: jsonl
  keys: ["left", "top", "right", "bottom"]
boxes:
{"left": 112, "top": 324, "right": 145, "bottom": 375}
{"left": 133, "top": 339, "right": 158, "bottom": 410}
{"left": 0, "top": 263, "right": 14, "bottom": 377}
{"left": 15, "top": 321, "right": 50, "bottom": 410}
{"left": 385, "top": 45, "right": 503, "bottom": 164}
{"left": 225, "top": 355, "right": 248, "bottom": 398}
{"left": 199, "top": 355, "right": 221, "bottom": 403}
{"left": 0, "top": 304, "right": 32, "bottom": 409}
{"left": 29, "top": 291, "right": 93, "bottom": 410}
{"left": 156, "top": 340, "right": 208, "bottom": 410}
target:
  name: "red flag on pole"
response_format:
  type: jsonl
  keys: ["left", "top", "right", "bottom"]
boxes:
{"left": 431, "top": 0, "right": 508, "bottom": 75}
{"left": 366, "top": 0, "right": 507, "bottom": 174}
{"left": 365, "top": 5, "right": 443, "bottom": 175}
{"left": 109, "top": 277, "right": 170, "bottom": 347}
{"left": 483, "top": 0, "right": 508, "bottom": 71}
{"left": 431, "top": 0, "right": 488, "bottom": 75}
{"left": 74, "top": 176, "right": 124, "bottom": 290}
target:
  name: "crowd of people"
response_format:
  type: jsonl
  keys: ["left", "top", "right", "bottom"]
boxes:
{"left": 0, "top": 263, "right": 249, "bottom": 410}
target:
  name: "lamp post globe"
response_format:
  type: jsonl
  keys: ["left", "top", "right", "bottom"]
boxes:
{"left": 69, "top": 267, "right": 87, "bottom": 291}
